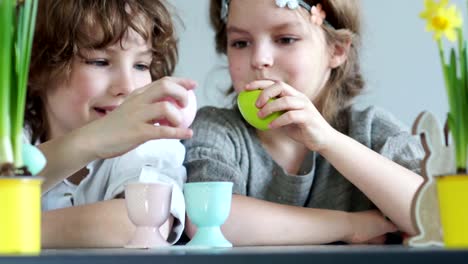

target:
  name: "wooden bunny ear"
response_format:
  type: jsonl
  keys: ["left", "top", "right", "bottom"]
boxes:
{"left": 412, "top": 111, "right": 444, "bottom": 153}
{"left": 412, "top": 111, "right": 456, "bottom": 177}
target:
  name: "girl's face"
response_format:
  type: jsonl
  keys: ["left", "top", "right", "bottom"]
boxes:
{"left": 226, "top": 0, "right": 338, "bottom": 102}
{"left": 45, "top": 29, "right": 152, "bottom": 139}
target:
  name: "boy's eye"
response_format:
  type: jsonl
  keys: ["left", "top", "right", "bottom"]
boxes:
{"left": 230, "top": 40, "right": 250, "bottom": 49}
{"left": 134, "top": 63, "right": 150, "bottom": 71}
{"left": 85, "top": 59, "right": 109, "bottom": 67}
{"left": 277, "top": 37, "right": 298, "bottom": 45}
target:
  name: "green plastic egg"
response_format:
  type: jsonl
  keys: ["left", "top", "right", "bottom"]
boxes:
{"left": 237, "top": 90, "right": 282, "bottom": 131}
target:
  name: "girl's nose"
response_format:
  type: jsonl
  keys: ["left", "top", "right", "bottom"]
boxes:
{"left": 110, "top": 68, "right": 135, "bottom": 97}
{"left": 251, "top": 42, "right": 274, "bottom": 70}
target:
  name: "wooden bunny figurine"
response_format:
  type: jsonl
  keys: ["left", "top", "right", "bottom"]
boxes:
{"left": 408, "top": 112, "right": 456, "bottom": 247}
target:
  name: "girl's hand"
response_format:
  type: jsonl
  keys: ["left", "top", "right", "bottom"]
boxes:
{"left": 85, "top": 77, "right": 197, "bottom": 159}
{"left": 245, "top": 80, "right": 335, "bottom": 152}
{"left": 344, "top": 210, "right": 398, "bottom": 244}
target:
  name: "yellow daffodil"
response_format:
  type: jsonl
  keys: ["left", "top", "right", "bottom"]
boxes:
{"left": 422, "top": 3, "right": 462, "bottom": 42}
{"left": 420, "top": 0, "right": 468, "bottom": 171}
{"left": 420, "top": 0, "right": 448, "bottom": 20}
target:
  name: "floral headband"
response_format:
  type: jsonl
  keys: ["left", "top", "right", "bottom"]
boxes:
{"left": 220, "top": 0, "right": 330, "bottom": 27}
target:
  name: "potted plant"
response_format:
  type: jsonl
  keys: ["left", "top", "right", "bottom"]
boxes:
{"left": 0, "top": 0, "right": 45, "bottom": 255}
{"left": 418, "top": 0, "right": 468, "bottom": 248}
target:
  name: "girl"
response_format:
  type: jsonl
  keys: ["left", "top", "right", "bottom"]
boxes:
{"left": 184, "top": 0, "right": 424, "bottom": 245}
{"left": 26, "top": 0, "right": 195, "bottom": 247}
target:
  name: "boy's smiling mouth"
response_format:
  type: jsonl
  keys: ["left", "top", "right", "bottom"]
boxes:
{"left": 93, "top": 105, "right": 117, "bottom": 116}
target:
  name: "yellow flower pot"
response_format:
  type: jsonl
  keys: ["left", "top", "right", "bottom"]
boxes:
{"left": 436, "top": 174, "right": 468, "bottom": 248}
{"left": 0, "top": 177, "right": 42, "bottom": 255}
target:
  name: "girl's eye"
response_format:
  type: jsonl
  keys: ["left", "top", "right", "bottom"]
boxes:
{"left": 230, "top": 40, "right": 250, "bottom": 49}
{"left": 85, "top": 59, "right": 109, "bottom": 67}
{"left": 277, "top": 37, "right": 298, "bottom": 45}
{"left": 134, "top": 63, "right": 150, "bottom": 71}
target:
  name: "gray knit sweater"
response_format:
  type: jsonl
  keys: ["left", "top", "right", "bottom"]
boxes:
{"left": 183, "top": 106, "right": 424, "bottom": 212}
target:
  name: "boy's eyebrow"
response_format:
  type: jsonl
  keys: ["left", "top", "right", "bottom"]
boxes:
{"left": 135, "top": 50, "right": 153, "bottom": 56}
{"left": 104, "top": 47, "right": 153, "bottom": 56}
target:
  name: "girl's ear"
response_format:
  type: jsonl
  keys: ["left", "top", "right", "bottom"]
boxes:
{"left": 329, "top": 38, "right": 352, "bottom": 69}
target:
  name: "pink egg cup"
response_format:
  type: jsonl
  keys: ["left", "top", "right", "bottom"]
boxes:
{"left": 124, "top": 182, "right": 173, "bottom": 249}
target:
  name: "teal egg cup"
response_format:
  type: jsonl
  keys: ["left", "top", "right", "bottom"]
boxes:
{"left": 184, "top": 182, "right": 233, "bottom": 248}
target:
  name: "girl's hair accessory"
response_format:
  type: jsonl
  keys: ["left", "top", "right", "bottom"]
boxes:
{"left": 310, "top": 3, "right": 327, "bottom": 26}
{"left": 275, "top": 0, "right": 311, "bottom": 10}
{"left": 220, "top": 0, "right": 230, "bottom": 23}
{"left": 220, "top": 0, "right": 329, "bottom": 27}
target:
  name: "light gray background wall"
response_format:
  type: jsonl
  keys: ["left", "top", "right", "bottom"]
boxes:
{"left": 172, "top": 0, "right": 466, "bottom": 127}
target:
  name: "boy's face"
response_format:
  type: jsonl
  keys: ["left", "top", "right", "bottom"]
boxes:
{"left": 226, "top": 0, "right": 335, "bottom": 102}
{"left": 45, "top": 29, "right": 152, "bottom": 139}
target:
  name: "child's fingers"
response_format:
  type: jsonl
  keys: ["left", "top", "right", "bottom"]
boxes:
{"left": 366, "top": 235, "right": 387, "bottom": 245}
{"left": 141, "top": 101, "right": 184, "bottom": 126}
{"left": 125, "top": 76, "right": 194, "bottom": 99}
{"left": 146, "top": 124, "right": 193, "bottom": 140}
{"left": 258, "top": 96, "right": 305, "bottom": 118}
{"left": 255, "top": 81, "right": 302, "bottom": 108}
{"left": 142, "top": 79, "right": 192, "bottom": 107}
{"left": 370, "top": 212, "right": 398, "bottom": 241}
{"left": 368, "top": 210, "right": 398, "bottom": 233}
{"left": 169, "top": 76, "right": 198, "bottom": 90}
{"left": 141, "top": 76, "right": 197, "bottom": 91}
{"left": 269, "top": 110, "right": 307, "bottom": 129}
{"left": 255, "top": 83, "right": 284, "bottom": 107}
{"left": 383, "top": 219, "right": 398, "bottom": 233}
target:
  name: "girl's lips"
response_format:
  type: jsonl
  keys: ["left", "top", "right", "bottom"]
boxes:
{"left": 251, "top": 78, "right": 280, "bottom": 83}
{"left": 263, "top": 78, "right": 280, "bottom": 82}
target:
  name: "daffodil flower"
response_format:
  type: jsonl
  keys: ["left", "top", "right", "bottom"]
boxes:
{"left": 419, "top": 0, "right": 468, "bottom": 172}
{"left": 421, "top": 0, "right": 462, "bottom": 42}
{"left": 420, "top": 0, "right": 449, "bottom": 20}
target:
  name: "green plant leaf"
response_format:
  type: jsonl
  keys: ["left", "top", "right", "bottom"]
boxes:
{"left": 1, "top": 0, "right": 38, "bottom": 173}
{"left": 0, "top": 0, "right": 14, "bottom": 165}
{"left": 11, "top": 0, "right": 38, "bottom": 167}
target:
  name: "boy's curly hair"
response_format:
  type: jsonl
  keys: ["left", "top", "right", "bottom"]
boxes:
{"left": 26, "top": 0, "right": 178, "bottom": 143}
{"left": 210, "top": 0, "right": 364, "bottom": 125}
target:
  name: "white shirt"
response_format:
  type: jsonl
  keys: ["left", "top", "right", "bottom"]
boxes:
{"left": 40, "top": 139, "right": 187, "bottom": 244}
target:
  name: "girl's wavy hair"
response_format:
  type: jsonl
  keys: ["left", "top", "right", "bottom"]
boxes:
{"left": 26, "top": 0, "right": 178, "bottom": 143}
{"left": 210, "top": 0, "right": 364, "bottom": 125}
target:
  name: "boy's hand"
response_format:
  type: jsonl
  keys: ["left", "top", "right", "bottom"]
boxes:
{"left": 84, "top": 77, "right": 197, "bottom": 159}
